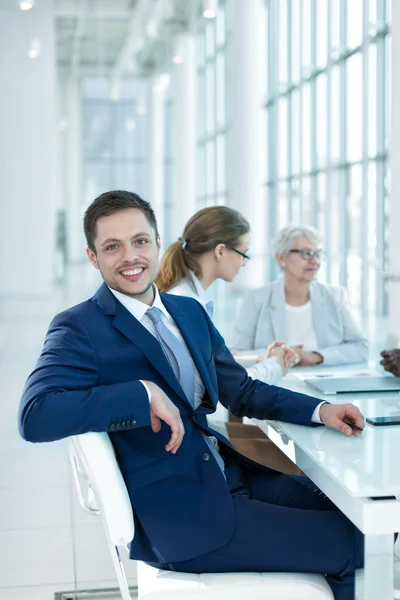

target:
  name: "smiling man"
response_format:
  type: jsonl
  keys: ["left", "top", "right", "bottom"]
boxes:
{"left": 19, "top": 190, "right": 365, "bottom": 600}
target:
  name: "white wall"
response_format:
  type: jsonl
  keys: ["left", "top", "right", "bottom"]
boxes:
{"left": 0, "top": 1, "right": 58, "bottom": 296}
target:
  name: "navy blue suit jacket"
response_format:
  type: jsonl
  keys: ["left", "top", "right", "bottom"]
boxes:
{"left": 19, "top": 284, "right": 321, "bottom": 563}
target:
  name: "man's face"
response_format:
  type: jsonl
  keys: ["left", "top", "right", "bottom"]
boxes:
{"left": 86, "top": 208, "right": 160, "bottom": 305}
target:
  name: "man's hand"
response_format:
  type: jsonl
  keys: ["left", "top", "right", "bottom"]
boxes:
{"left": 380, "top": 349, "right": 400, "bottom": 377}
{"left": 142, "top": 381, "right": 185, "bottom": 454}
{"left": 319, "top": 402, "right": 365, "bottom": 437}
{"left": 293, "top": 345, "right": 323, "bottom": 366}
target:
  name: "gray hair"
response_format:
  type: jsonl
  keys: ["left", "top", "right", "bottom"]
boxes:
{"left": 271, "top": 224, "right": 323, "bottom": 256}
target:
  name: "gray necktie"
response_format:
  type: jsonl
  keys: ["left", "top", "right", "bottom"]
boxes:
{"left": 146, "top": 307, "right": 195, "bottom": 405}
{"left": 146, "top": 307, "right": 225, "bottom": 474}
{"left": 205, "top": 300, "right": 214, "bottom": 319}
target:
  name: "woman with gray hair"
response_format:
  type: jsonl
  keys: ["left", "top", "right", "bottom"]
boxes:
{"left": 233, "top": 224, "right": 368, "bottom": 366}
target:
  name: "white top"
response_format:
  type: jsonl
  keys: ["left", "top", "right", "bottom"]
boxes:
{"left": 168, "top": 273, "right": 284, "bottom": 385}
{"left": 109, "top": 286, "right": 205, "bottom": 406}
{"left": 168, "top": 273, "right": 214, "bottom": 318}
{"left": 285, "top": 302, "right": 318, "bottom": 352}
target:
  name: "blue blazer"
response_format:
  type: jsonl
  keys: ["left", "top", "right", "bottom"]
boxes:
{"left": 233, "top": 279, "right": 369, "bottom": 365}
{"left": 19, "top": 284, "right": 320, "bottom": 564}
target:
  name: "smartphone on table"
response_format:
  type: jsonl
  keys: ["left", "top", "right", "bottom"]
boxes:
{"left": 366, "top": 416, "right": 400, "bottom": 427}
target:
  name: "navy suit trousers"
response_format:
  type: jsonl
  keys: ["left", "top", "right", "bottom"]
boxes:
{"left": 148, "top": 458, "right": 364, "bottom": 600}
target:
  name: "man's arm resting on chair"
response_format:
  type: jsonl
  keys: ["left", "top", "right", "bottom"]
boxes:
{"left": 19, "top": 313, "right": 162, "bottom": 443}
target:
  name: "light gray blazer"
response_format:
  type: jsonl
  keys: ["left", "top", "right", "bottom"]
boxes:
{"left": 233, "top": 278, "right": 369, "bottom": 365}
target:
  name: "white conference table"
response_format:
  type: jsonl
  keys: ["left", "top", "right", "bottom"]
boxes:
{"left": 248, "top": 363, "right": 400, "bottom": 600}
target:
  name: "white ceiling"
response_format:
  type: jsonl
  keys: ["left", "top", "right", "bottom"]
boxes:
{"left": 54, "top": 0, "right": 200, "bottom": 79}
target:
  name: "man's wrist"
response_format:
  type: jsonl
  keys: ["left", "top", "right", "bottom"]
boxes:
{"left": 140, "top": 380, "right": 152, "bottom": 404}
{"left": 318, "top": 401, "right": 330, "bottom": 422}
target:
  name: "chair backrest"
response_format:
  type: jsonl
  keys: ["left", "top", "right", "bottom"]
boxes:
{"left": 68, "top": 432, "right": 135, "bottom": 547}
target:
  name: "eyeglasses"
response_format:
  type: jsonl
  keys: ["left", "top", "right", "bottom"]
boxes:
{"left": 288, "top": 249, "right": 324, "bottom": 261}
{"left": 225, "top": 245, "right": 251, "bottom": 262}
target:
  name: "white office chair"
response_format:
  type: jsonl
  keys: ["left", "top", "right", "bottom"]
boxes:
{"left": 68, "top": 432, "right": 334, "bottom": 600}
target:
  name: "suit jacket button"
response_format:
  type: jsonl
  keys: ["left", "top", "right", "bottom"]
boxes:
{"left": 116, "top": 423, "right": 122, "bottom": 429}
{"left": 109, "top": 424, "right": 116, "bottom": 431}
{"left": 202, "top": 453, "right": 211, "bottom": 462}
{"left": 121, "top": 421, "right": 127, "bottom": 428}
{"left": 131, "top": 419, "right": 136, "bottom": 426}
{"left": 192, "top": 415, "right": 196, "bottom": 421}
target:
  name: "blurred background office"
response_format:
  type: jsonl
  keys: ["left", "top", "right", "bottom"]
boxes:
{"left": 0, "top": 0, "right": 398, "bottom": 598}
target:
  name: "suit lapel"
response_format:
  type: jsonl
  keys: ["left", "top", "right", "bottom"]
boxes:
{"left": 161, "top": 294, "right": 217, "bottom": 409}
{"left": 269, "top": 278, "right": 288, "bottom": 342}
{"left": 94, "top": 284, "right": 189, "bottom": 405}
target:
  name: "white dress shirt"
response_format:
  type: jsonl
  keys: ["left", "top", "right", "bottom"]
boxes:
{"left": 108, "top": 285, "right": 323, "bottom": 423}
{"left": 168, "top": 273, "right": 284, "bottom": 386}
{"left": 285, "top": 302, "right": 318, "bottom": 351}
{"left": 109, "top": 286, "right": 206, "bottom": 406}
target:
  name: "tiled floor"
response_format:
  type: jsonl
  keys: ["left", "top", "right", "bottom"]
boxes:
{"left": 0, "top": 266, "right": 137, "bottom": 599}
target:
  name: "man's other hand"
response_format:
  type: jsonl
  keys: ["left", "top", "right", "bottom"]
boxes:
{"left": 319, "top": 402, "right": 365, "bottom": 437}
{"left": 143, "top": 381, "right": 185, "bottom": 453}
{"left": 380, "top": 349, "right": 400, "bottom": 377}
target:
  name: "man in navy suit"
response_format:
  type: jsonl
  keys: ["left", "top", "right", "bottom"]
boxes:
{"left": 19, "top": 191, "right": 365, "bottom": 600}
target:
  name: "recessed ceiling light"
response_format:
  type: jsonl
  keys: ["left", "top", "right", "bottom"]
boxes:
{"left": 19, "top": 1, "right": 34, "bottom": 11}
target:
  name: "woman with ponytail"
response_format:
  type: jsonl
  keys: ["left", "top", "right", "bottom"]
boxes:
{"left": 156, "top": 206, "right": 298, "bottom": 384}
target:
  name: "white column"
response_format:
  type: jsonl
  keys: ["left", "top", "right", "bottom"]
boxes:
{"left": 63, "top": 79, "right": 85, "bottom": 264}
{"left": 0, "top": 0, "right": 57, "bottom": 296}
{"left": 388, "top": 0, "right": 400, "bottom": 343}
{"left": 169, "top": 35, "right": 197, "bottom": 244}
{"left": 147, "top": 76, "right": 166, "bottom": 246}
{"left": 225, "top": 0, "right": 267, "bottom": 289}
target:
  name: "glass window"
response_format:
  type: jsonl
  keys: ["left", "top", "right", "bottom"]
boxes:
{"left": 316, "top": 0, "right": 328, "bottom": 69}
{"left": 278, "top": 0, "right": 288, "bottom": 84}
{"left": 278, "top": 97, "right": 288, "bottom": 178}
{"left": 331, "top": 65, "right": 341, "bottom": 163}
{"left": 197, "top": 146, "right": 206, "bottom": 197}
{"left": 216, "top": 134, "right": 225, "bottom": 193}
{"left": 291, "top": 178, "right": 301, "bottom": 222}
{"left": 206, "top": 141, "right": 215, "bottom": 196}
{"left": 369, "top": 0, "right": 377, "bottom": 24}
{"left": 196, "top": 10, "right": 227, "bottom": 211}
{"left": 205, "top": 21, "right": 215, "bottom": 57}
{"left": 302, "top": 83, "right": 312, "bottom": 173}
{"left": 216, "top": 8, "right": 226, "bottom": 46}
{"left": 198, "top": 71, "right": 206, "bottom": 139}
{"left": 368, "top": 44, "right": 377, "bottom": 157}
{"left": 206, "top": 63, "right": 215, "bottom": 134}
{"left": 82, "top": 78, "right": 148, "bottom": 208}
{"left": 346, "top": 52, "right": 363, "bottom": 162}
{"left": 347, "top": 0, "right": 364, "bottom": 50}
{"left": 301, "top": 175, "right": 312, "bottom": 224}
{"left": 278, "top": 181, "right": 289, "bottom": 229}
{"left": 330, "top": 170, "right": 341, "bottom": 286}
{"left": 291, "top": 89, "right": 301, "bottom": 175}
{"left": 347, "top": 165, "right": 363, "bottom": 307}
{"left": 316, "top": 172, "right": 327, "bottom": 234}
{"left": 263, "top": 1, "right": 389, "bottom": 317}
{"left": 331, "top": 0, "right": 341, "bottom": 55}
{"left": 386, "top": 35, "right": 392, "bottom": 151}
{"left": 291, "top": 0, "right": 301, "bottom": 84}
{"left": 302, "top": 0, "right": 312, "bottom": 73}
{"left": 216, "top": 53, "right": 225, "bottom": 129}
{"left": 316, "top": 73, "right": 328, "bottom": 169}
